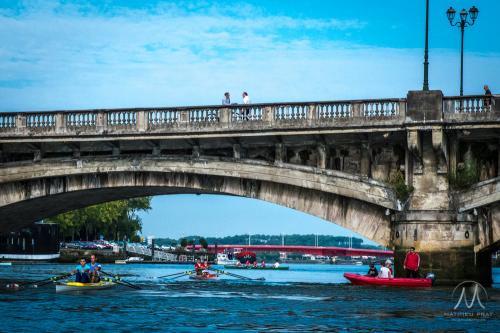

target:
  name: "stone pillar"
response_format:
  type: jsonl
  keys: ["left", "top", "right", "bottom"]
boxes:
{"left": 275, "top": 143, "right": 285, "bottom": 166}
{"left": 192, "top": 146, "right": 201, "bottom": 159}
{"left": 136, "top": 111, "right": 147, "bottom": 132}
{"left": 360, "top": 142, "right": 371, "bottom": 177}
{"left": 220, "top": 108, "right": 231, "bottom": 124}
{"left": 317, "top": 144, "right": 326, "bottom": 169}
{"left": 55, "top": 113, "right": 65, "bottom": 134}
{"left": 233, "top": 144, "right": 241, "bottom": 160}
{"left": 449, "top": 133, "right": 458, "bottom": 179}
{"left": 96, "top": 111, "right": 107, "bottom": 133}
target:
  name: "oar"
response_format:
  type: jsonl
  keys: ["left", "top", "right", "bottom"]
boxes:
{"left": 102, "top": 277, "right": 141, "bottom": 290}
{"left": 157, "top": 270, "right": 196, "bottom": 279}
{"left": 211, "top": 269, "right": 265, "bottom": 281}
{"left": 7, "top": 272, "right": 74, "bottom": 289}
{"left": 101, "top": 271, "right": 141, "bottom": 290}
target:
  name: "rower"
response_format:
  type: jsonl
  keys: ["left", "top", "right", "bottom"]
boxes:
{"left": 273, "top": 261, "right": 280, "bottom": 268}
{"left": 245, "top": 260, "right": 251, "bottom": 267}
{"left": 202, "top": 259, "right": 210, "bottom": 276}
{"left": 253, "top": 261, "right": 258, "bottom": 268}
{"left": 261, "top": 260, "right": 266, "bottom": 268}
{"left": 89, "top": 254, "right": 102, "bottom": 283}
{"left": 194, "top": 258, "right": 203, "bottom": 276}
{"left": 73, "top": 258, "right": 90, "bottom": 283}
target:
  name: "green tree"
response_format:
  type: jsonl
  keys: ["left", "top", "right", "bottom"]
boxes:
{"left": 199, "top": 237, "right": 208, "bottom": 249}
{"left": 180, "top": 238, "right": 188, "bottom": 248}
{"left": 46, "top": 197, "right": 151, "bottom": 241}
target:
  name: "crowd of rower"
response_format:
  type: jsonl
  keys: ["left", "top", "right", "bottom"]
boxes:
{"left": 234, "top": 260, "right": 281, "bottom": 268}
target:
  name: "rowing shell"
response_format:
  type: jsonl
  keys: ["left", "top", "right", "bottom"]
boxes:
{"left": 189, "top": 273, "right": 218, "bottom": 281}
{"left": 55, "top": 281, "right": 115, "bottom": 293}
{"left": 224, "top": 265, "right": 289, "bottom": 270}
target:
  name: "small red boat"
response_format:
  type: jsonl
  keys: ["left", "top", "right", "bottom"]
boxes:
{"left": 343, "top": 273, "right": 433, "bottom": 287}
{"left": 189, "top": 273, "right": 218, "bottom": 281}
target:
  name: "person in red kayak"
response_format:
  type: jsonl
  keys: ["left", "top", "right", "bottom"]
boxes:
{"left": 404, "top": 247, "right": 420, "bottom": 278}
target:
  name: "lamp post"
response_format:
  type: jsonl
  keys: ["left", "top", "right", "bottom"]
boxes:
{"left": 423, "top": 0, "right": 430, "bottom": 91}
{"left": 446, "top": 5, "right": 479, "bottom": 96}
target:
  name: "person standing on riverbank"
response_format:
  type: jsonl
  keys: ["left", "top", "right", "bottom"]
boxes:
{"left": 404, "top": 247, "right": 420, "bottom": 278}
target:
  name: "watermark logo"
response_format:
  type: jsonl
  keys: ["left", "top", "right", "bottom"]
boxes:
{"left": 444, "top": 281, "right": 494, "bottom": 320}
{"left": 452, "top": 281, "right": 487, "bottom": 310}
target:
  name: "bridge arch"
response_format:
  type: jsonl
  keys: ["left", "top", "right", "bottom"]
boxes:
{"left": 0, "top": 156, "right": 396, "bottom": 245}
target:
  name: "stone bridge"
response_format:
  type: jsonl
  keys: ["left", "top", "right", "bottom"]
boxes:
{"left": 1, "top": 90, "right": 499, "bottom": 285}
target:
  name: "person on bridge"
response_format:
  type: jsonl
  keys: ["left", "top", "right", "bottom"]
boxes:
{"left": 403, "top": 247, "right": 420, "bottom": 278}
{"left": 242, "top": 92, "right": 251, "bottom": 120}
{"left": 73, "top": 258, "right": 91, "bottom": 283}
{"left": 222, "top": 92, "right": 231, "bottom": 105}
{"left": 89, "top": 254, "right": 102, "bottom": 283}
{"left": 484, "top": 85, "right": 492, "bottom": 107}
{"left": 366, "top": 262, "right": 378, "bottom": 277}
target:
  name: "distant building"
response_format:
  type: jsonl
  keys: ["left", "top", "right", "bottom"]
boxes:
{"left": 0, "top": 222, "right": 60, "bottom": 261}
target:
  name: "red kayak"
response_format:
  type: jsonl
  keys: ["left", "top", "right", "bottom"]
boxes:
{"left": 343, "top": 273, "right": 433, "bottom": 287}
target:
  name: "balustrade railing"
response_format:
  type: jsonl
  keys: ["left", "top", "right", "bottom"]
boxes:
{"left": 190, "top": 108, "right": 219, "bottom": 125}
{"left": 443, "top": 95, "right": 493, "bottom": 114}
{"left": 26, "top": 113, "right": 56, "bottom": 128}
{"left": 107, "top": 111, "right": 136, "bottom": 127}
{"left": 231, "top": 106, "right": 263, "bottom": 122}
{"left": 317, "top": 102, "right": 350, "bottom": 119}
{"left": 275, "top": 104, "right": 309, "bottom": 120}
{"left": 3, "top": 95, "right": 495, "bottom": 135}
{"left": 148, "top": 110, "right": 178, "bottom": 128}
{"left": 0, "top": 114, "right": 17, "bottom": 129}
{"left": 66, "top": 112, "right": 96, "bottom": 128}
{"left": 361, "top": 100, "right": 400, "bottom": 117}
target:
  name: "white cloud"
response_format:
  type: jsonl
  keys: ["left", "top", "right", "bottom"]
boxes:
{"left": 0, "top": 1, "right": 498, "bottom": 111}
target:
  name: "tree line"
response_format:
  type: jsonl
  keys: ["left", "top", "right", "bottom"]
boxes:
{"left": 46, "top": 197, "right": 151, "bottom": 242}
{"left": 155, "top": 234, "right": 380, "bottom": 249}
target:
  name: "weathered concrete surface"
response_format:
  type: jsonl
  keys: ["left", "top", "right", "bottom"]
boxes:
{"left": 457, "top": 176, "right": 500, "bottom": 212}
{"left": 0, "top": 157, "right": 392, "bottom": 245}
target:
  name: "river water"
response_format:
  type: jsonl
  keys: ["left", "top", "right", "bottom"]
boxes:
{"left": 1, "top": 263, "right": 499, "bottom": 332}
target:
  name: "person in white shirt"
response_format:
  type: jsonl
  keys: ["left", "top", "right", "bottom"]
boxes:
{"left": 242, "top": 92, "right": 251, "bottom": 120}
{"left": 378, "top": 261, "right": 393, "bottom": 279}
{"left": 273, "top": 261, "right": 280, "bottom": 268}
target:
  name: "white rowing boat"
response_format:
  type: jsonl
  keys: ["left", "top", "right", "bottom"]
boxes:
{"left": 55, "top": 281, "right": 115, "bottom": 293}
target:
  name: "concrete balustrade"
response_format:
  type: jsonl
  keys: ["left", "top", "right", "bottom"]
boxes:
{"left": 1, "top": 95, "right": 498, "bottom": 138}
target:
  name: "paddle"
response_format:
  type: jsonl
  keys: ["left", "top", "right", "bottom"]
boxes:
{"left": 6, "top": 272, "right": 75, "bottom": 290}
{"left": 211, "top": 269, "right": 265, "bottom": 281}
{"left": 157, "top": 270, "right": 196, "bottom": 279}
{"left": 101, "top": 277, "right": 141, "bottom": 290}
{"left": 101, "top": 271, "right": 141, "bottom": 290}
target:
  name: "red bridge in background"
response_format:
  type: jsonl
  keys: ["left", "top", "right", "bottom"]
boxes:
{"left": 191, "top": 245, "right": 393, "bottom": 257}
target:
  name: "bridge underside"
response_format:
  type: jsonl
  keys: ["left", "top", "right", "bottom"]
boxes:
{"left": 0, "top": 158, "right": 393, "bottom": 245}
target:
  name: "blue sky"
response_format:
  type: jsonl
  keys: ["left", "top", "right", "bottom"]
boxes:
{"left": 1, "top": 1, "right": 499, "bottom": 242}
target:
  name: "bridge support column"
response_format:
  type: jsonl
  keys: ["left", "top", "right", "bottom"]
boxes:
{"left": 394, "top": 91, "right": 493, "bottom": 286}
{"left": 391, "top": 212, "right": 491, "bottom": 286}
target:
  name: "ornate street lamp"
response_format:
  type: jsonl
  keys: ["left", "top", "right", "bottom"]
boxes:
{"left": 446, "top": 5, "right": 479, "bottom": 96}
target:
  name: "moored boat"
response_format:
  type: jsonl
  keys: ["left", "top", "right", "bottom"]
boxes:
{"left": 224, "top": 265, "right": 289, "bottom": 270}
{"left": 343, "top": 273, "right": 433, "bottom": 287}
{"left": 55, "top": 281, "right": 116, "bottom": 293}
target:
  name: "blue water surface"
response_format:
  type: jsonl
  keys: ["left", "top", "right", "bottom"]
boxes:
{"left": 1, "top": 264, "right": 499, "bottom": 332}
